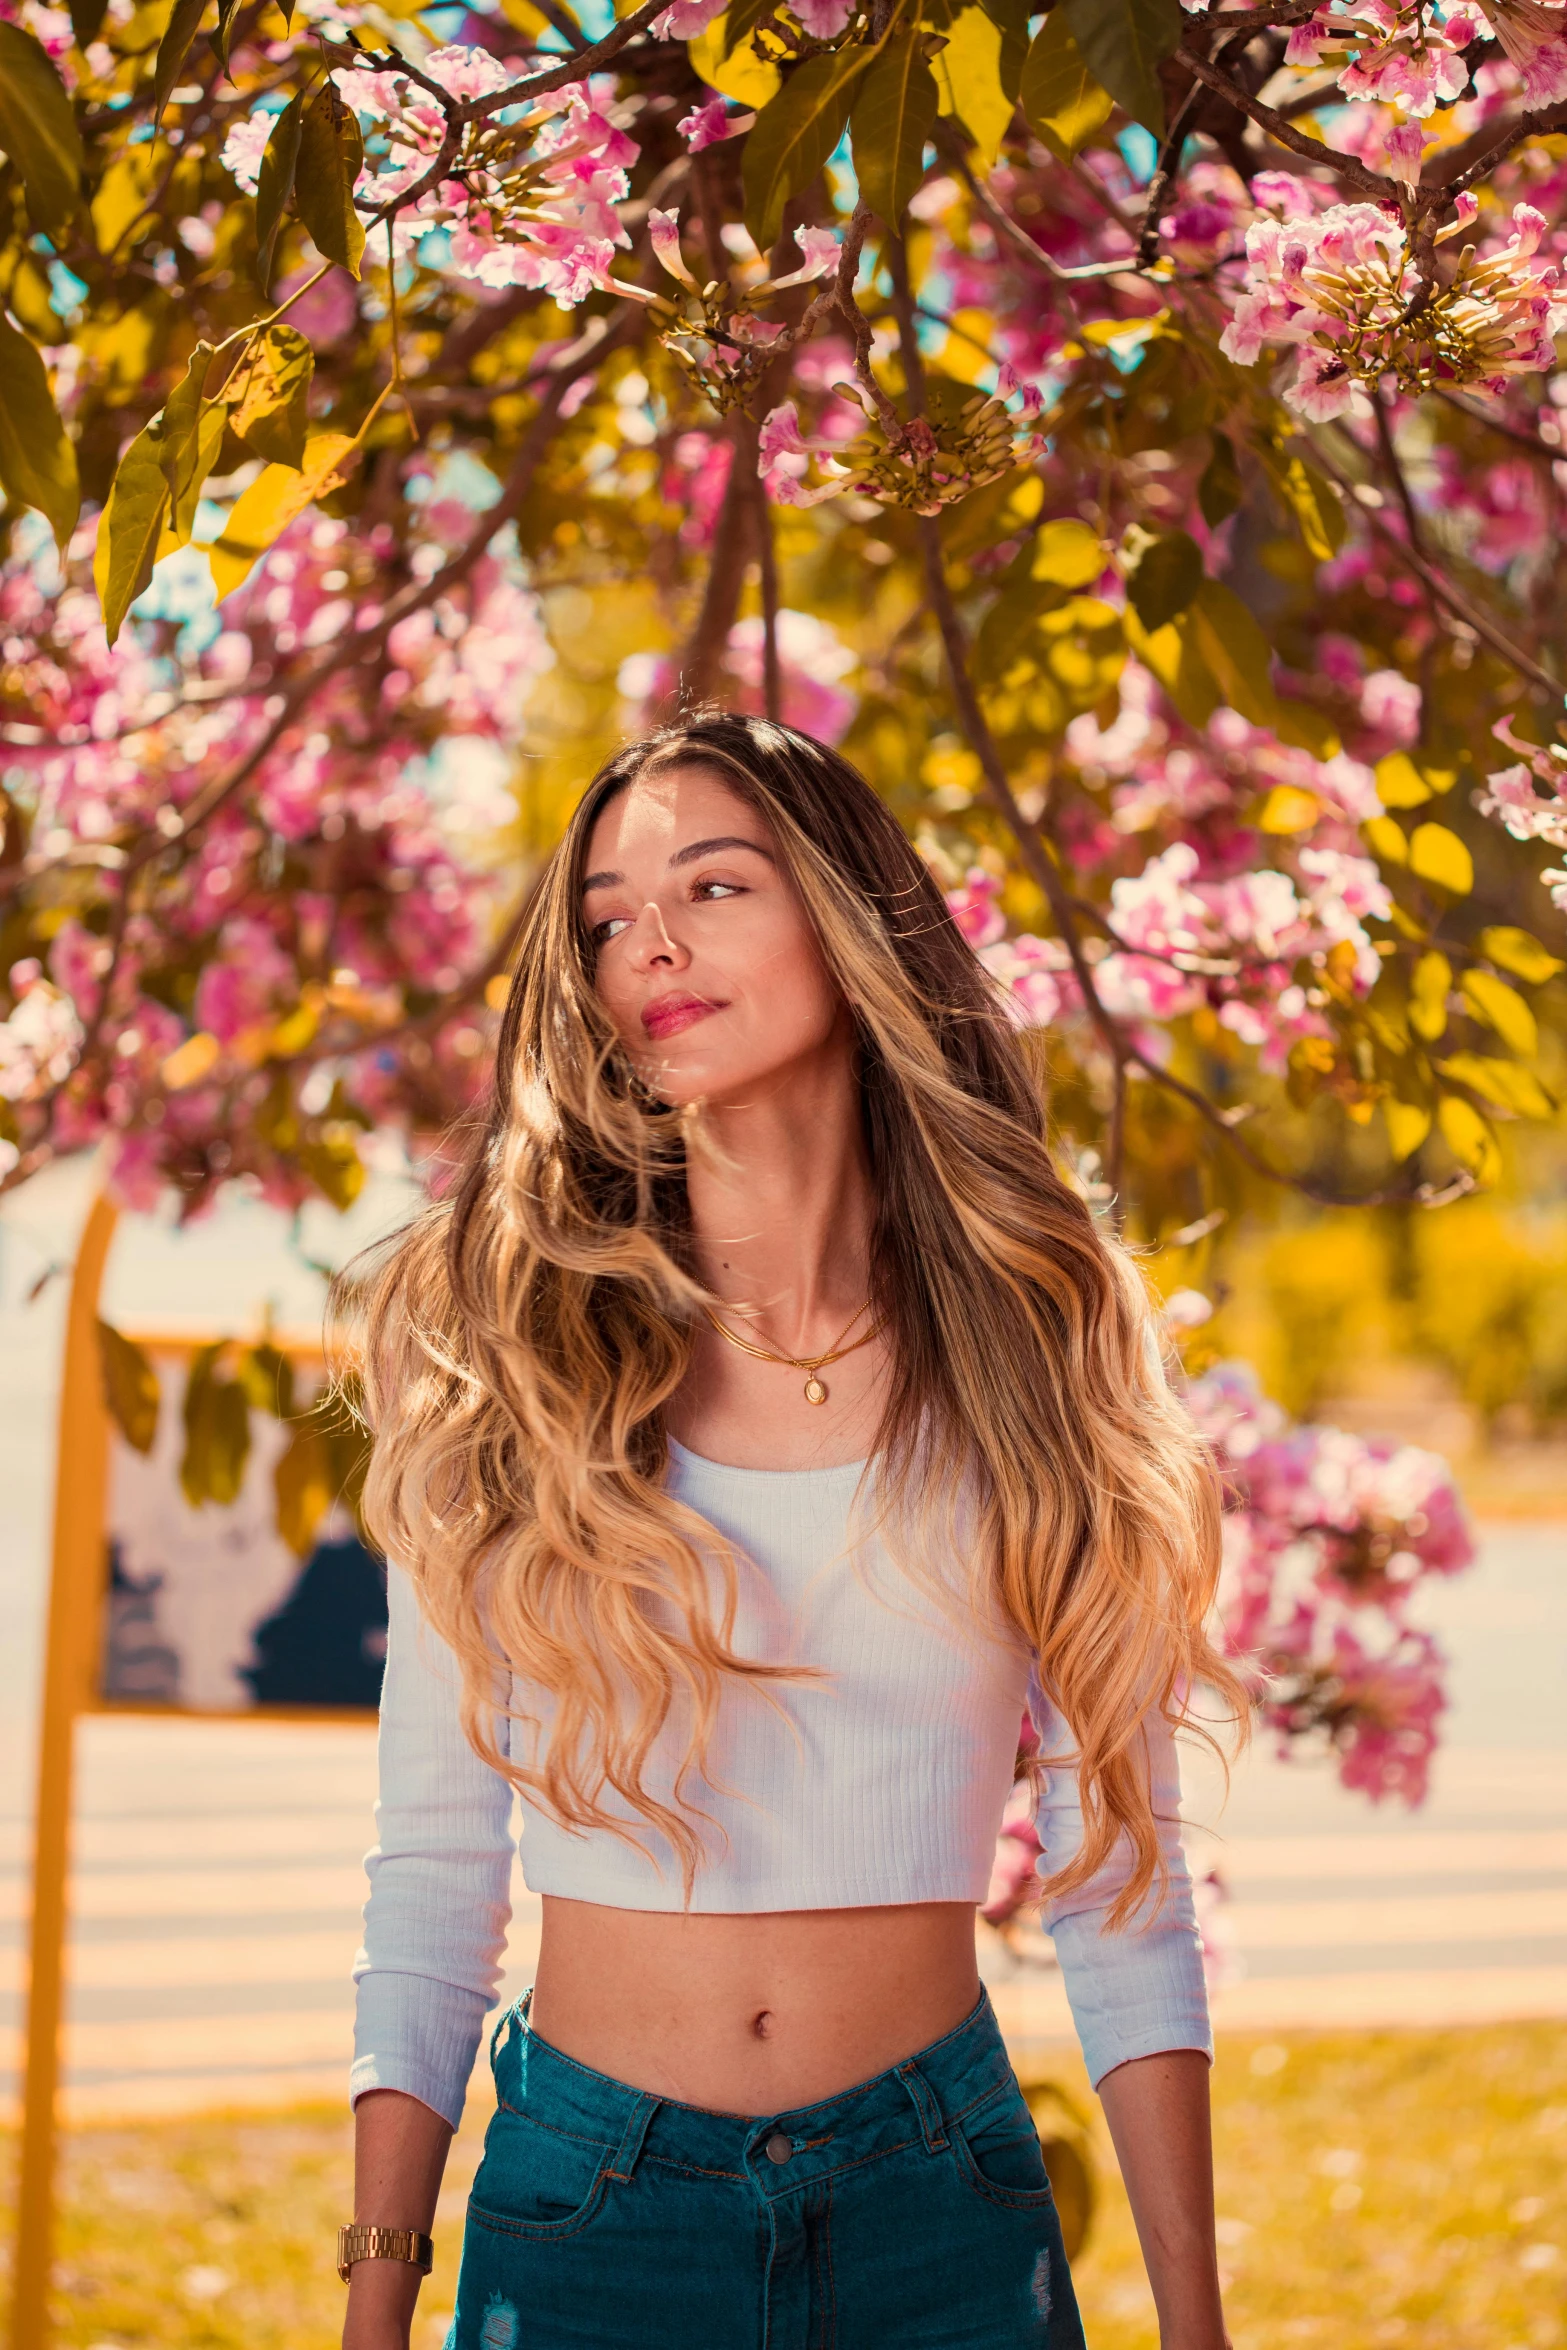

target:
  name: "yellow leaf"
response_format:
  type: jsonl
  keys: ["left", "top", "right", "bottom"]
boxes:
{"left": 96, "top": 1318, "right": 160, "bottom": 1453}
{"left": 1437, "top": 1094, "right": 1500, "bottom": 1182}
{"left": 0, "top": 312, "right": 80, "bottom": 552}
{"left": 938, "top": 307, "right": 998, "bottom": 388}
{"left": 690, "top": 13, "right": 780, "bottom": 106}
{"left": 1123, "top": 605, "right": 1220, "bottom": 730}
{"left": 161, "top": 1030, "right": 221, "bottom": 1089}
{"left": 205, "top": 433, "right": 357, "bottom": 601}
{"left": 1478, "top": 925, "right": 1565, "bottom": 985}
{"left": 1409, "top": 950, "right": 1451, "bottom": 1044}
{"left": 91, "top": 147, "right": 159, "bottom": 251}
{"left": 1384, "top": 1100, "right": 1430, "bottom": 1161}
{"left": 1439, "top": 1053, "right": 1553, "bottom": 1119}
{"left": 1030, "top": 518, "right": 1105, "bottom": 589}
{"left": 1459, "top": 967, "right": 1538, "bottom": 1057}
{"left": 1362, "top": 815, "right": 1408, "bottom": 867}
{"left": 1374, "top": 751, "right": 1431, "bottom": 810}
{"left": 1408, "top": 822, "right": 1473, "bottom": 896}
{"left": 1257, "top": 785, "right": 1320, "bottom": 835}
{"left": 1019, "top": 5, "right": 1112, "bottom": 160}
{"left": 934, "top": 5, "right": 1016, "bottom": 167}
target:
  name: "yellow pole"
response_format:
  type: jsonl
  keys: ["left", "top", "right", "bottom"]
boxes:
{"left": 11, "top": 1195, "right": 118, "bottom": 2350}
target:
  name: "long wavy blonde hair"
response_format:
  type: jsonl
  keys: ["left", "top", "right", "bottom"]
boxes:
{"left": 350, "top": 714, "right": 1243, "bottom": 1922}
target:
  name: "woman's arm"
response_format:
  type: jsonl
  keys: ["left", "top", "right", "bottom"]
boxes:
{"left": 1098, "top": 2051, "right": 1230, "bottom": 2350}
{"left": 343, "top": 2089, "right": 454, "bottom": 2350}
{"left": 346, "top": 1566, "right": 519, "bottom": 2341}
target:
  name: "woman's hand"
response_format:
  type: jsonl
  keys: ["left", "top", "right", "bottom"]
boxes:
{"left": 1095, "top": 2049, "right": 1230, "bottom": 2350}
{"left": 341, "top": 2088, "right": 454, "bottom": 2350}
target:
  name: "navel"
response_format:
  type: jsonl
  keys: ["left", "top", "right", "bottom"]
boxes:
{"left": 751, "top": 2008, "right": 774, "bottom": 2040}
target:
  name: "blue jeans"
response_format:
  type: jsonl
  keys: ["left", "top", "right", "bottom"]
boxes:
{"left": 450, "top": 1988, "right": 1087, "bottom": 2348}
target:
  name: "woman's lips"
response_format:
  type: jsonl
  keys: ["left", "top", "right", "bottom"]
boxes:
{"left": 642, "top": 992, "right": 724, "bottom": 1041}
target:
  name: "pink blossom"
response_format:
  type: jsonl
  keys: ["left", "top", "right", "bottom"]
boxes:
{"left": 1477, "top": 0, "right": 1567, "bottom": 102}
{"left": 792, "top": 0, "right": 855, "bottom": 29}
{"left": 422, "top": 43, "right": 517, "bottom": 100}
{"left": 219, "top": 113, "right": 275, "bottom": 197}
{"left": 677, "top": 93, "right": 732, "bottom": 151}
{"left": 651, "top": 0, "right": 725, "bottom": 35}
{"left": 945, "top": 870, "right": 1007, "bottom": 948}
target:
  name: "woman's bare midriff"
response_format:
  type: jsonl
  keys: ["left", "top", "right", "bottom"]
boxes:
{"left": 529, "top": 1896, "right": 982, "bottom": 2115}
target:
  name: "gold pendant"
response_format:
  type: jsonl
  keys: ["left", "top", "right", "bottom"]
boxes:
{"left": 804, "top": 1376, "right": 828, "bottom": 1406}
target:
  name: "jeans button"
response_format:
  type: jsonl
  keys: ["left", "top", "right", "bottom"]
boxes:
{"left": 765, "top": 2131, "right": 793, "bottom": 2165}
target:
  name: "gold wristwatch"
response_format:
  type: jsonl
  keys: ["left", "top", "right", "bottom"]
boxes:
{"left": 337, "top": 2224, "right": 435, "bottom": 2284}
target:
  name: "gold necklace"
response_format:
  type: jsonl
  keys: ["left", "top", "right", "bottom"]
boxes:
{"left": 702, "top": 1299, "right": 880, "bottom": 1406}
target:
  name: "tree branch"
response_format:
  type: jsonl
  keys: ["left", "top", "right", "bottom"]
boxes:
{"left": 1176, "top": 45, "right": 1402, "bottom": 203}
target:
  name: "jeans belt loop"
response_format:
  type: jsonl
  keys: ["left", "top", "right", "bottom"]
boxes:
{"left": 896, "top": 2058, "right": 950, "bottom": 2153}
{"left": 604, "top": 2091, "right": 661, "bottom": 2183}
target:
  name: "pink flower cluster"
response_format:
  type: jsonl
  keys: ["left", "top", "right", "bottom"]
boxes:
{"left": 946, "top": 820, "right": 1389, "bottom": 1070}
{"left": 1284, "top": 0, "right": 1567, "bottom": 110}
{"left": 2, "top": 504, "right": 550, "bottom": 1211}
{"left": 1476, "top": 717, "right": 1567, "bottom": 912}
{"left": 1220, "top": 198, "right": 1567, "bottom": 418}
{"left": 223, "top": 52, "right": 638, "bottom": 307}
{"left": 1190, "top": 1360, "right": 1474, "bottom": 1804}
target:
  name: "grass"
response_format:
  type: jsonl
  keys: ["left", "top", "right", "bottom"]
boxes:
{"left": 2, "top": 2022, "right": 1563, "bottom": 2347}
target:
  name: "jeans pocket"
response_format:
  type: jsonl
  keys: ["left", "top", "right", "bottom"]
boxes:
{"left": 467, "top": 2110, "right": 615, "bottom": 2241}
{"left": 951, "top": 2081, "right": 1059, "bottom": 2210}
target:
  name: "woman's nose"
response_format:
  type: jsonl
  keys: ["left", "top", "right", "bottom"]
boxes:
{"left": 624, "top": 900, "right": 688, "bottom": 970}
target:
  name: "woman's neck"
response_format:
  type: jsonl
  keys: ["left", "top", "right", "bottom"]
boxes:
{"left": 686, "top": 1045, "right": 874, "bottom": 1354}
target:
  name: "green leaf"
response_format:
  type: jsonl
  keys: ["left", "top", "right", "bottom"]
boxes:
{"left": 1439, "top": 1053, "right": 1553, "bottom": 1119}
{"left": 214, "top": 0, "right": 245, "bottom": 75}
{"left": 1383, "top": 1099, "right": 1430, "bottom": 1161}
{"left": 1127, "top": 530, "right": 1202, "bottom": 633}
{"left": 180, "top": 1344, "right": 253, "bottom": 1508}
{"left": 1460, "top": 967, "right": 1537, "bottom": 1057}
{"left": 294, "top": 83, "right": 366, "bottom": 280}
{"left": 0, "top": 313, "right": 80, "bottom": 552}
{"left": 1031, "top": 517, "right": 1105, "bottom": 588}
{"left": 1123, "top": 605, "right": 1220, "bottom": 729}
{"left": 1408, "top": 821, "right": 1473, "bottom": 896}
{"left": 1061, "top": 0, "right": 1179, "bottom": 134}
{"left": 227, "top": 324, "right": 315, "bottom": 468}
{"left": 851, "top": 29, "right": 939, "bottom": 227}
{"left": 1436, "top": 1093, "right": 1499, "bottom": 1183}
{"left": 97, "top": 1319, "right": 160, "bottom": 1454}
{"left": 1019, "top": 7, "right": 1113, "bottom": 160}
{"left": 1408, "top": 950, "right": 1451, "bottom": 1043}
{"left": 300, "top": 1130, "right": 366, "bottom": 1209}
{"left": 204, "top": 431, "right": 357, "bottom": 599}
{"left": 0, "top": 23, "right": 84, "bottom": 240}
{"left": 93, "top": 423, "right": 170, "bottom": 647}
{"left": 1186, "top": 576, "right": 1276, "bottom": 728}
{"left": 743, "top": 47, "right": 875, "bottom": 256}
{"left": 977, "top": 0, "right": 1030, "bottom": 36}
{"left": 157, "top": 342, "right": 227, "bottom": 542}
{"left": 1197, "top": 430, "right": 1241, "bottom": 527}
{"left": 255, "top": 88, "right": 307, "bottom": 292}
{"left": 151, "top": 0, "right": 208, "bottom": 125}
{"left": 1478, "top": 925, "right": 1565, "bottom": 985}
{"left": 721, "top": 0, "right": 772, "bottom": 58}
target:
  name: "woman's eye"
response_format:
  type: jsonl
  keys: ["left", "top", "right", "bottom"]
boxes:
{"left": 590, "top": 916, "right": 632, "bottom": 945}
{"left": 693, "top": 879, "right": 743, "bottom": 903}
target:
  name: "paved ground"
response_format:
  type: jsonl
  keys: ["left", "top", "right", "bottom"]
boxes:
{"left": 2, "top": 1165, "right": 1563, "bottom": 2122}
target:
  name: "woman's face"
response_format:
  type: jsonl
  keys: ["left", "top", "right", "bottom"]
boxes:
{"left": 582, "top": 764, "right": 847, "bottom": 1109}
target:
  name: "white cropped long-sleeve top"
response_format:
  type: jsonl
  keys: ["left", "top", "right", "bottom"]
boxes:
{"left": 351, "top": 1439, "right": 1210, "bottom": 2128}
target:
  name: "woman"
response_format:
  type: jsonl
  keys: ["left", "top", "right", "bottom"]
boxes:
{"left": 341, "top": 714, "right": 1241, "bottom": 2350}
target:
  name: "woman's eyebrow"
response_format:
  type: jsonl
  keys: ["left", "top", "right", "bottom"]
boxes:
{"left": 581, "top": 835, "right": 776, "bottom": 893}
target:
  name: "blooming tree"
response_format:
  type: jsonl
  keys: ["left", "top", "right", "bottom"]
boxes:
{"left": 3, "top": 0, "right": 1565, "bottom": 1773}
